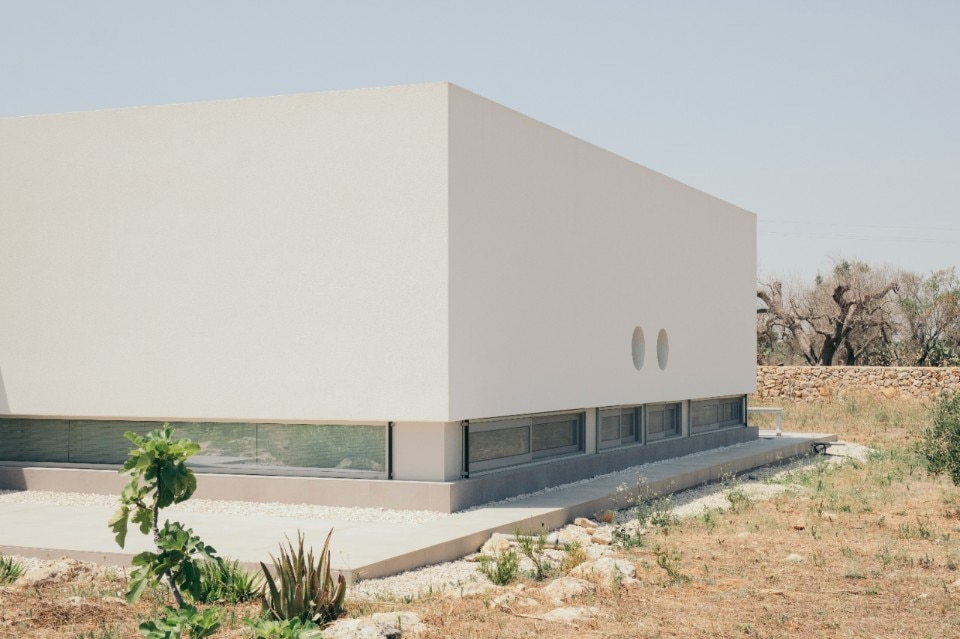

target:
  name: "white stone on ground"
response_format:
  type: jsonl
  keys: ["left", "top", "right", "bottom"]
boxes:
{"left": 541, "top": 576, "right": 595, "bottom": 604}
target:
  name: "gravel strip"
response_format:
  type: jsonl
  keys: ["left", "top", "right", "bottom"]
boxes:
{"left": 0, "top": 490, "right": 449, "bottom": 524}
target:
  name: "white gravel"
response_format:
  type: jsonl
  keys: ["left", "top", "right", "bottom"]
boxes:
{"left": 0, "top": 490, "right": 450, "bottom": 525}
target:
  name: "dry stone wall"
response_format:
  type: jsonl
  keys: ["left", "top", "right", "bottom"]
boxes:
{"left": 756, "top": 366, "right": 960, "bottom": 401}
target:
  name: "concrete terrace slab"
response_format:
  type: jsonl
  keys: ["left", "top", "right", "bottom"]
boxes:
{"left": 0, "top": 430, "right": 834, "bottom": 582}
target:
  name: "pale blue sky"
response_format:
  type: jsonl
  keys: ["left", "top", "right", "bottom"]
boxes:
{"left": 2, "top": 1, "right": 958, "bottom": 281}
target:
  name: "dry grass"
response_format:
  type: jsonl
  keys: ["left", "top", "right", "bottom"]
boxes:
{"left": 750, "top": 393, "right": 932, "bottom": 449}
{"left": 3, "top": 395, "right": 959, "bottom": 638}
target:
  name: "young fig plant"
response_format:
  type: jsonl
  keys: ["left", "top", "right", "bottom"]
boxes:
{"left": 108, "top": 424, "right": 220, "bottom": 608}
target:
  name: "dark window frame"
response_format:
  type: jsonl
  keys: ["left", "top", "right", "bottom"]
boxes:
{"left": 597, "top": 405, "right": 643, "bottom": 450}
{"left": 690, "top": 396, "right": 745, "bottom": 434}
{"left": 645, "top": 402, "right": 682, "bottom": 442}
{"left": 466, "top": 411, "right": 585, "bottom": 473}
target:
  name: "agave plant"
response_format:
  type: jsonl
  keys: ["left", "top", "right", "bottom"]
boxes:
{"left": 196, "top": 557, "right": 262, "bottom": 603}
{"left": 260, "top": 530, "right": 346, "bottom": 624}
{"left": 0, "top": 555, "right": 22, "bottom": 585}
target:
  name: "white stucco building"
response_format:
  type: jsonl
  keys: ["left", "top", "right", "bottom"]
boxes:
{"left": 0, "top": 83, "right": 757, "bottom": 510}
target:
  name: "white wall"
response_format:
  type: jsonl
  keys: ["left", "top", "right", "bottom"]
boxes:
{"left": 0, "top": 84, "right": 451, "bottom": 422}
{"left": 1, "top": 82, "right": 756, "bottom": 429}
{"left": 447, "top": 85, "right": 756, "bottom": 421}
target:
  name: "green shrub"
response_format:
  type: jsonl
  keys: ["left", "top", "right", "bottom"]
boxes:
{"left": 260, "top": 530, "right": 346, "bottom": 624}
{"left": 196, "top": 558, "right": 261, "bottom": 604}
{"left": 138, "top": 605, "right": 221, "bottom": 639}
{"left": 919, "top": 393, "right": 960, "bottom": 485}
{"left": 478, "top": 547, "right": 520, "bottom": 586}
{"left": 244, "top": 618, "right": 322, "bottom": 639}
{"left": 0, "top": 555, "right": 22, "bottom": 585}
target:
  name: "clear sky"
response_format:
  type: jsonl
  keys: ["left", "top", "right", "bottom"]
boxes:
{"left": 2, "top": 1, "right": 957, "bottom": 282}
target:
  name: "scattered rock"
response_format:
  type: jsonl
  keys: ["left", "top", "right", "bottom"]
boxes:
{"left": 557, "top": 527, "right": 591, "bottom": 545}
{"left": 785, "top": 553, "right": 805, "bottom": 563}
{"left": 573, "top": 517, "right": 598, "bottom": 529}
{"left": 570, "top": 557, "right": 637, "bottom": 584}
{"left": 480, "top": 533, "right": 513, "bottom": 555}
{"left": 597, "top": 510, "right": 616, "bottom": 524}
{"left": 18, "top": 558, "right": 80, "bottom": 585}
{"left": 590, "top": 530, "right": 613, "bottom": 545}
{"left": 542, "top": 577, "right": 595, "bottom": 604}
{"left": 448, "top": 580, "right": 498, "bottom": 598}
{"left": 371, "top": 612, "right": 424, "bottom": 635}
{"left": 585, "top": 544, "right": 614, "bottom": 560}
{"left": 542, "top": 606, "right": 600, "bottom": 624}
{"left": 324, "top": 612, "right": 424, "bottom": 639}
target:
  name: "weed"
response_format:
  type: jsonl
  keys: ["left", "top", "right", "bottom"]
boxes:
{"left": 244, "top": 617, "right": 322, "bottom": 639}
{"left": 727, "top": 487, "right": 751, "bottom": 513}
{"left": 138, "top": 605, "right": 221, "bottom": 639}
{"left": 876, "top": 546, "right": 893, "bottom": 566}
{"left": 478, "top": 547, "right": 520, "bottom": 586}
{"left": 73, "top": 622, "right": 127, "bottom": 639}
{"left": 701, "top": 509, "right": 718, "bottom": 533}
{"left": 515, "top": 527, "right": 555, "bottom": 581}
{"left": 560, "top": 540, "right": 587, "bottom": 572}
{"left": 613, "top": 478, "right": 677, "bottom": 546}
{"left": 654, "top": 545, "right": 690, "bottom": 584}
{"left": 612, "top": 522, "right": 646, "bottom": 549}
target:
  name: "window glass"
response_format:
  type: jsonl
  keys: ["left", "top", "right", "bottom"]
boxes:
{"left": 533, "top": 417, "right": 579, "bottom": 452}
{"left": 691, "top": 396, "right": 744, "bottom": 433}
{"left": 469, "top": 425, "right": 530, "bottom": 463}
{"left": 647, "top": 403, "right": 680, "bottom": 441}
{"left": 622, "top": 412, "right": 636, "bottom": 440}
{"left": 0, "top": 417, "right": 387, "bottom": 476}
{"left": 468, "top": 411, "right": 583, "bottom": 472}
{"left": 600, "top": 414, "right": 621, "bottom": 442}
{"left": 0, "top": 419, "right": 70, "bottom": 462}
{"left": 599, "top": 407, "right": 641, "bottom": 450}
